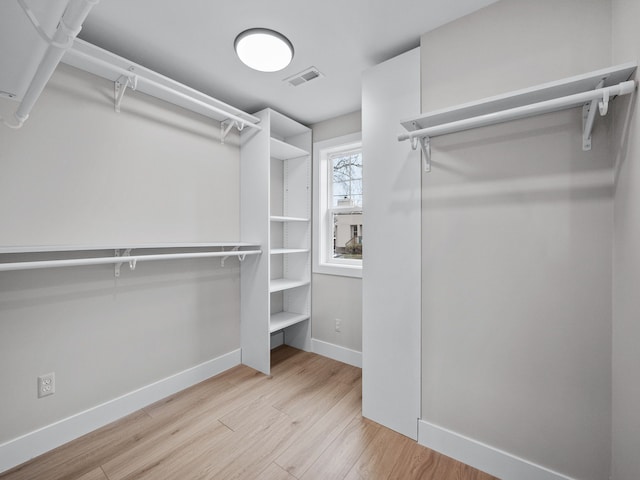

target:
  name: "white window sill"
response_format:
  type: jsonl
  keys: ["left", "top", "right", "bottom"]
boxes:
{"left": 314, "top": 262, "right": 362, "bottom": 278}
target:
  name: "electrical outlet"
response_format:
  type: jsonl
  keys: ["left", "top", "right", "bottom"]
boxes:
{"left": 38, "top": 372, "right": 55, "bottom": 398}
{"left": 335, "top": 318, "right": 342, "bottom": 332}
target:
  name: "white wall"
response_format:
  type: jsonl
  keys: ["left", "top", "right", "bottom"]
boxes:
{"left": 611, "top": 1, "right": 640, "bottom": 478}
{"left": 0, "top": 65, "right": 241, "bottom": 446}
{"left": 311, "top": 111, "right": 363, "bottom": 354}
{"left": 312, "top": 111, "right": 361, "bottom": 145}
{"left": 420, "top": 1, "right": 613, "bottom": 479}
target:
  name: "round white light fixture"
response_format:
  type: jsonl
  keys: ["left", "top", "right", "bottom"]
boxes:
{"left": 234, "top": 28, "right": 294, "bottom": 72}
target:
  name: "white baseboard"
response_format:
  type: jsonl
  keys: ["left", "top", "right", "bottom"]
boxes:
{"left": 0, "top": 349, "right": 241, "bottom": 474}
{"left": 418, "top": 420, "right": 574, "bottom": 480}
{"left": 311, "top": 338, "right": 362, "bottom": 368}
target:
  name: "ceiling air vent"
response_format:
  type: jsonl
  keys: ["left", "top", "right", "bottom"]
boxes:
{"left": 284, "top": 67, "right": 323, "bottom": 87}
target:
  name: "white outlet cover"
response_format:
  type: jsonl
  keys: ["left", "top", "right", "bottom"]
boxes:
{"left": 37, "top": 372, "right": 55, "bottom": 398}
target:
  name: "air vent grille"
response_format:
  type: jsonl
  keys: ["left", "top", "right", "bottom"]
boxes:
{"left": 284, "top": 67, "right": 323, "bottom": 87}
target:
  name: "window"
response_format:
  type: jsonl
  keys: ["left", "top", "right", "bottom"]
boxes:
{"left": 313, "top": 133, "right": 362, "bottom": 277}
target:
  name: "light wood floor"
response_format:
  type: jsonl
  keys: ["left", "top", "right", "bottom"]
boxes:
{"left": 1, "top": 346, "right": 497, "bottom": 480}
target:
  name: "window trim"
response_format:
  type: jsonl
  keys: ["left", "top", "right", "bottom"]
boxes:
{"left": 313, "top": 132, "right": 362, "bottom": 278}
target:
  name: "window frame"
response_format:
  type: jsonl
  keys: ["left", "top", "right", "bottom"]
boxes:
{"left": 313, "top": 132, "right": 363, "bottom": 278}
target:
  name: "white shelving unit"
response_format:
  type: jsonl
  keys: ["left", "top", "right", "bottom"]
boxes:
{"left": 240, "top": 108, "right": 312, "bottom": 375}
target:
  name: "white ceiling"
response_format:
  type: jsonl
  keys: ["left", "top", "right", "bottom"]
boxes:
{"left": 35, "top": 0, "right": 498, "bottom": 125}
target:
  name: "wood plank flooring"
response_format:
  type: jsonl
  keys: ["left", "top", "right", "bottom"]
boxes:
{"left": 0, "top": 346, "right": 497, "bottom": 480}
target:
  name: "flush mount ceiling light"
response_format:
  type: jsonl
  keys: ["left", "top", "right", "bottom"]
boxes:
{"left": 234, "top": 28, "right": 294, "bottom": 72}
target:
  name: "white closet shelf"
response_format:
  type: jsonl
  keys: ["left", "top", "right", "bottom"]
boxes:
{"left": 61, "top": 39, "right": 261, "bottom": 135}
{"left": 0, "top": 243, "right": 261, "bottom": 273}
{"left": 270, "top": 216, "right": 310, "bottom": 223}
{"left": 0, "top": 242, "right": 260, "bottom": 254}
{"left": 398, "top": 62, "right": 637, "bottom": 168}
{"left": 270, "top": 138, "right": 309, "bottom": 160}
{"left": 269, "top": 278, "right": 310, "bottom": 293}
{"left": 400, "top": 63, "right": 637, "bottom": 132}
{"left": 269, "top": 312, "right": 309, "bottom": 333}
{"left": 270, "top": 248, "right": 309, "bottom": 255}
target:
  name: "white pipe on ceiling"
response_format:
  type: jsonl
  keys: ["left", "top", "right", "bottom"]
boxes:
{"left": 4, "top": 0, "right": 99, "bottom": 129}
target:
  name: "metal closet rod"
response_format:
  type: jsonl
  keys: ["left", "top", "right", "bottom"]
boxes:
{"left": 398, "top": 80, "right": 637, "bottom": 143}
{"left": 64, "top": 47, "right": 262, "bottom": 133}
{"left": 0, "top": 249, "right": 262, "bottom": 272}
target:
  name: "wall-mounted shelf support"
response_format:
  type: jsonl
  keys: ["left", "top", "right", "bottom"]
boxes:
{"left": 114, "top": 70, "right": 137, "bottom": 113}
{"left": 220, "top": 246, "right": 239, "bottom": 267}
{"left": 582, "top": 79, "right": 604, "bottom": 151}
{"left": 114, "top": 248, "right": 133, "bottom": 277}
{"left": 398, "top": 63, "right": 637, "bottom": 170}
{"left": 412, "top": 136, "right": 431, "bottom": 172}
{"left": 220, "top": 119, "right": 246, "bottom": 144}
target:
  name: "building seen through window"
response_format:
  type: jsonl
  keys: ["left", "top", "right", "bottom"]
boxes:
{"left": 329, "top": 149, "right": 362, "bottom": 260}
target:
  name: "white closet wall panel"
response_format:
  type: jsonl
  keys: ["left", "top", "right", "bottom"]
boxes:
{"left": 362, "top": 48, "right": 421, "bottom": 439}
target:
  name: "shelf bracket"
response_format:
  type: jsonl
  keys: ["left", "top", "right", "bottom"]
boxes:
{"left": 220, "top": 119, "right": 246, "bottom": 144}
{"left": 221, "top": 246, "right": 239, "bottom": 267}
{"left": 599, "top": 88, "right": 610, "bottom": 116}
{"left": 114, "top": 71, "right": 138, "bottom": 113}
{"left": 582, "top": 79, "right": 605, "bottom": 151}
{"left": 114, "top": 248, "right": 132, "bottom": 277}
{"left": 411, "top": 135, "right": 431, "bottom": 172}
